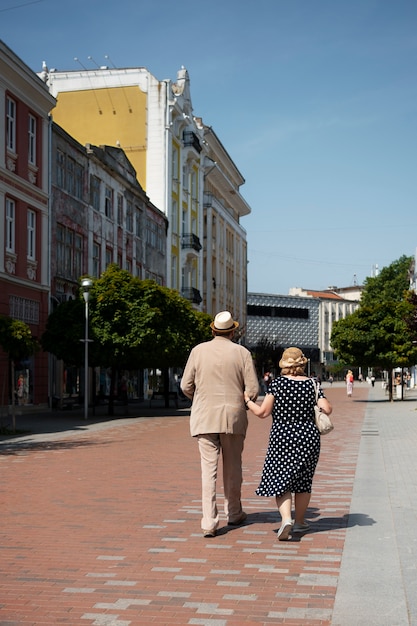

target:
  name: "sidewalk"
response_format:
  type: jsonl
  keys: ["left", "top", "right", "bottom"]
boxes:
{"left": 0, "top": 382, "right": 416, "bottom": 625}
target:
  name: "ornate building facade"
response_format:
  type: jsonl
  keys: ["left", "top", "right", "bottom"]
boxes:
{"left": 42, "top": 63, "right": 251, "bottom": 327}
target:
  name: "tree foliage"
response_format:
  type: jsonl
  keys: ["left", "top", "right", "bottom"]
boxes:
{"left": 41, "top": 265, "right": 212, "bottom": 410}
{"left": 331, "top": 255, "right": 417, "bottom": 400}
{"left": 251, "top": 336, "right": 283, "bottom": 379}
{"left": 0, "top": 315, "right": 38, "bottom": 361}
{"left": 41, "top": 298, "right": 86, "bottom": 366}
{"left": 89, "top": 265, "right": 206, "bottom": 369}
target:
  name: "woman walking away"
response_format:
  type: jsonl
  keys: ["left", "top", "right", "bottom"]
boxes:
{"left": 244, "top": 347, "right": 332, "bottom": 541}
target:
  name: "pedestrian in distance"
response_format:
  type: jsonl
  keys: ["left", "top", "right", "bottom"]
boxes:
{"left": 181, "top": 311, "right": 259, "bottom": 538}
{"left": 346, "top": 370, "right": 354, "bottom": 396}
{"left": 244, "top": 347, "right": 332, "bottom": 541}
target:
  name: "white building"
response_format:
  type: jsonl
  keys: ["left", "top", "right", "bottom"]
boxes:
{"left": 41, "top": 63, "right": 251, "bottom": 327}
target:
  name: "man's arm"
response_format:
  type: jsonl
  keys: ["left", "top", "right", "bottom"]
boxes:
{"left": 244, "top": 352, "right": 259, "bottom": 401}
{"left": 180, "top": 352, "right": 196, "bottom": 400}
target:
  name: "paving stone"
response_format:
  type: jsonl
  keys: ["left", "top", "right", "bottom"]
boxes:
{"left": 1, "top": 384, "right": 416, "bottom": 624}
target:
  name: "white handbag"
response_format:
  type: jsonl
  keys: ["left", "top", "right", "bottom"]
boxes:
{"left": 313, "top": 380, "right": 334, "bottom": 435}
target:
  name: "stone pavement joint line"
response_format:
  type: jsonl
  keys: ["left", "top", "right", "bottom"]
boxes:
{"left": 1, "top": 383, "right": 416, "bottom": 624}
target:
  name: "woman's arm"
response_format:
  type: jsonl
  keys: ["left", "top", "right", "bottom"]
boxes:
{"left": 244, "top": 392, "right": 274, "bottom": 419}
{"left": 317, "top": 396, "right": 332, "bottom": 415}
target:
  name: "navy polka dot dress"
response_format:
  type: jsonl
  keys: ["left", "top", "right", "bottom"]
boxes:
{"left": 256, "top": 376, "right": 324, "bottom": 498}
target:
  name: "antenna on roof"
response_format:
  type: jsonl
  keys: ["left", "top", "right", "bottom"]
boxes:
{"left": 104, "top": 55, "right": 133, "bottom": 114}
{"left": 74, "top": 57, "right": 102, "bottom": 114}
{"left": 87, "top": 55, "right": 100, "bottom": 68}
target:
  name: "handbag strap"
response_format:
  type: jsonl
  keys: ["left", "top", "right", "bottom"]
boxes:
{"left": 311, "top": 378, "right": 319, "bottom": 402}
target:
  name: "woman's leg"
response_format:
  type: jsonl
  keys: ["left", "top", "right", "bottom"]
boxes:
{"left": 294, "top": 492, "right": 311, "bottom": 525}
{"left": 275, "top": 492, "right": 292, "bottom": 521}
{"left": 275, "top": 492, "right": 293, "bottom": 540}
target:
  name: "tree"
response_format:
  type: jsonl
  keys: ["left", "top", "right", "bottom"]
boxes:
{"left": 331, "top": 256, "right": 417, "bottom": 401}
{"left": 42, "top": 265, "right": 211, "bottom": 413}
{"left": 0, "top": 315, "right": 39, "bottom": 431}
{"left": 41, "top": 298, "right": 88, "bottom": 366}
{"left": 250, "top": 336, "right": 283, "bottom": 380}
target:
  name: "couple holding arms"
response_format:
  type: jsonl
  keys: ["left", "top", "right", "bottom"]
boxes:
{"left": 181, "top": 311, "right": 332, "bottom": 540}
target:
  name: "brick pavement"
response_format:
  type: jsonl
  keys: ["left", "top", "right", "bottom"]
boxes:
{"left": 0, "top": 383, "right": 368, "bottom": 625}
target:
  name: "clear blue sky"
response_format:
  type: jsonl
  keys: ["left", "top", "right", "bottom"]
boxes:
{"left": 2, "top": 0, "right": 416, "bottom": 294}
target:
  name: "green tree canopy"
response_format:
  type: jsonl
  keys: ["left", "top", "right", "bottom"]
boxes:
{"left": 41, "top": 265, "right": 213, "bottom": 411}
{"left": 89, "top": 265, "right": 206, "bottom": 369}
{"left": 0, "top": 315, "right": 38, "bottom": 361}
{"left": 331, "top": 255, "right": 417, "bottom": 400}
{"left": 41, "top": 298, "right": 87, "bottom": 366}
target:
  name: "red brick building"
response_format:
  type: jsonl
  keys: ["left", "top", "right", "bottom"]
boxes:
{"left": 0, "top": 41, "right": 56, "bottom": 407}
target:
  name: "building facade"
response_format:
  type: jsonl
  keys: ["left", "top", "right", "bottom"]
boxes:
{"left": 41, "top": 63, "right": 250, "bottom": 328}
{"left": 0, "top": 41, "right": 56, "bottom": 407}
{"left": 247, "top": 290, "right": 360, "bottom": 375}
{"left": 50, "top": 122, "right": 167, "bottom": 403}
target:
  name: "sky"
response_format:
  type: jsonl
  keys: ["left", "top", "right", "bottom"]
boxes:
{"left": 1, "top": 0, "right": 416, "bottom": 295}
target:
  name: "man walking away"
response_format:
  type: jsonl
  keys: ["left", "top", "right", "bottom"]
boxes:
{"left": 181, "top": 311, "right": 259, "bottom": 537}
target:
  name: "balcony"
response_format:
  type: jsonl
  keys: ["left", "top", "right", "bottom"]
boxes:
{"left": 181, "top": 233, "right": 202, "bottom": 252}
{"left": 183, "top": 131, "right": 202, "bottom": 153}
{"left": 182, "top": 287, "right": 202, "bottom": 304}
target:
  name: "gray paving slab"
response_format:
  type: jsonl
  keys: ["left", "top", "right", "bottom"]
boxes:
{"left": 332, "top": 384, "right": 417, "bottom": 626}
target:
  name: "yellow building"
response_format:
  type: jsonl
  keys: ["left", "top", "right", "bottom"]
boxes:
{"left": 42, "top": 63, "right": 251, "bottom": 328}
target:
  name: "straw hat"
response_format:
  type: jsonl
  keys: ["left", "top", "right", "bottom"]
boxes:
{"left": 279, "top": 347, "right": 307, "bottom": 369}
{"left": 210, "top": 311, "right": 239, "bottom": 333}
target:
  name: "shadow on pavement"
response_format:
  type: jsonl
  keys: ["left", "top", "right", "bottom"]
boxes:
{"left": 0, "top": 438, "right": 111, "bottom": 455}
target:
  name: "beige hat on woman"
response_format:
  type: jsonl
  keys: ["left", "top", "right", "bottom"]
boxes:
{"left": 210, "top": 311, "right": 239, "bottom": 333}
{"left": 279, "top": 347, "right": 308, "bottom": 369}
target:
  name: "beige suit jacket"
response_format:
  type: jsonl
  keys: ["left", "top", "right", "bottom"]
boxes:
{"left": 181, "top": 336, "right": 259, "bottom": 437}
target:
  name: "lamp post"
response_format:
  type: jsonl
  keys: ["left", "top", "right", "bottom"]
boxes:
{"left": 81, "top": 278, "right": 93, "bottom": 420}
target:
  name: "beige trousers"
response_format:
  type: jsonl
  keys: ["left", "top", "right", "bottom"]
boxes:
{"left": 197, "top": 433, "right": 245, "bottom": 532}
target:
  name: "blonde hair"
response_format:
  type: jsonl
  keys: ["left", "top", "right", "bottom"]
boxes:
{"left": 280, "top": 363, "right": 306, "bottom": 376}
{"left": 279, "top": 347, "right": 307, "bottom": 376}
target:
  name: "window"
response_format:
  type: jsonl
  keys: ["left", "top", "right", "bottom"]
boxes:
{"left": 171, "top": 200, "right": 178, "bottom": 234}
{"left": 56, "top": 150, "right": 65, "bottom": 187}
{"left": 74, "top": 234, "right": 83, "bottom": 277}
{"left": 56, "top": 225, "right": 84, "bottom": 279}
{"left": 105, "top": 247, "right": 112, "bottom": 268}
{"left": 74, "top": 163, "right": 83, "bottom": 199}
{"left": 147, "top": 219, "right": 157, "bottom": 247}
{"left": 117, "top": 193, "right": 124, "bottom": 225}
{"left": 191, "top": 170, "right": 197, "bottom": 200}
{"left": 6, "top": 198, "right": 15, "bottom": 253}
{"left": 105, "top": 186, "right": 113, "bottom": 218}
{"left": 247, "top": 304, "right": 309, "bottom": 319}
{"left": 135, "top": 240, "right": 142, "bottom": 261}
{"left": 9, "top": 296, "right": 39, "bottom": 325}
{"left": 171, "top": 255, "right": 177, "bottom": 288}
{"left": 156, "top": 223, "right": 164, "bottom": 252}
{"left": 90, "top": 175, "right": 101, "bottom": 210}
{"left": 64, "top": 229, "right": 73, "bottom": 275}
{"left": 67, "top": 157, "right": 75, "bottom": 195}
{"left": 92, "top": 243, "right": 100, "bottom": 278}
{"left": 6, "top": 97, "right": 16, "bottom": 152}
{"left": 135, "top": 207, "right": 142, "bottom": 237}
{"left": 56, "top": 226, "right": 65, "bottom": 275}
{"left": 172, "top": 146, "right": 179, "bottom": 179}
{"left": 126, "top": 201, "right": 133, "bottom": 231}
{"left": 28, "top": 114, "right": 37, "bottom": 165}
{"left": 27, "top": 210, "right": 36, "bottom": 260}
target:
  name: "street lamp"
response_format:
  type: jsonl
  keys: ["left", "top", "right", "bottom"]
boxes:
{"left": 81, "top": 278, "right": 93, "bottom": 420}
